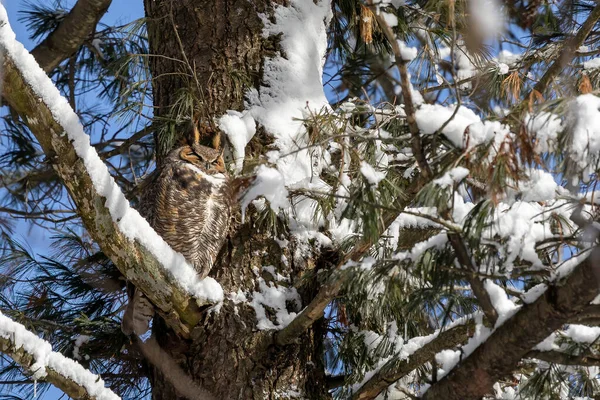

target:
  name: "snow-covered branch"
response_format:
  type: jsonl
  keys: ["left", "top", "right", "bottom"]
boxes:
{"left": 422, "top": 248, "right": 600, "bottom": 400}
{"left": 0, "top": 6, "right": 222, "bottom": 339}
{"left": 352, "top": 320, "right": 475, "bottom": 400}
{"left": 275, "top": 179, "right": 426, "bottom": 346}
{"left": 0, "top": 312, "right": 120, "bottom": 400}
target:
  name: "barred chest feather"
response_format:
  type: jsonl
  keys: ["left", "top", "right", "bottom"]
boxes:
{"left": 146, "top": 146, "right": 233, "bottom": 278}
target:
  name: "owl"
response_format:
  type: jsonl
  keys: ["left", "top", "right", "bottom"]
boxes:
{"left": 122, "top": 142, "right": 232, "bottom": 336}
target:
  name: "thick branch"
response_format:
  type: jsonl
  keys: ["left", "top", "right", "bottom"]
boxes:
{"left": 352, "top": 321, "right": 474, "bottom": 400}
{"left": 0, "top": 314, "right": 119, "bottom": 400}
{"left": 1, "top": 40, "right": 203, "bottom": 338}
{"left": 570, "top": 304, "right": 600, "bottom": 326}
{"left": 423, "top": 249, "right": 600, "bottom": 400}
{"left": 31, "top": 0, "right": 112, "bottom": 72}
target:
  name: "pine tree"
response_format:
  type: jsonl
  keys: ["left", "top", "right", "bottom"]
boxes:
{"left": 1, "top": 0, "right": 600, "bottom": 399}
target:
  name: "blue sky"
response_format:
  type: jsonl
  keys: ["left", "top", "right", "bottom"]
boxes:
{"left": 3, "top": 2, "right": 144, "bottom": 398}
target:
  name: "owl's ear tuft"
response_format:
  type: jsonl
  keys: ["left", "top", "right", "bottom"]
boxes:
{"left": 179, "top": 146, "right": 202, "bottom": 164}
{"left": 183, "top": 119, "right": 201, "bottom": 147}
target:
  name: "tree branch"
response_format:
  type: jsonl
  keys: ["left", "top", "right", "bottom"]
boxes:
{"left": 370, "top": 2, "right": 432, "bottom": 180}
{"left": 447, "top": 234, "right": 498, "bottom": 326}
{"left": 570, "top": 304, "right": 600, "bottom": 326}
{"left": 527, "top": 349, "right": 600, "bottom": 367}
{"left": 30, "top": 0, "right": 113, "bottom": 72}
{"left": 515, "top": 3, "right": 600, "bottom": 115}
{"left": 423, "top": 248, "right": 600, "bottom": 400}
{"left": 0, "top": 313, "right": 119, "bottom": 400}
{"left": 99, "top": 125, "right": 153, "bottom": 159}
{"left": 274, "top": 177, "right": 426, "bottom": 346}
{"left": 1, "top": 22, "right": 208, "bottom": 339}
{"left": 352, "top": 320, "right": 475, "bottom": 400}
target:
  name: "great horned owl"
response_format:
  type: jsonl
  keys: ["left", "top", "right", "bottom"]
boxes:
{"left": 122, "top": 142, "right": 232, "bottom": 336}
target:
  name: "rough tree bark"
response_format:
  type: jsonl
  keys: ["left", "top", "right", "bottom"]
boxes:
{"left": 143, "top": 1, "right": 329, "bottom": 398}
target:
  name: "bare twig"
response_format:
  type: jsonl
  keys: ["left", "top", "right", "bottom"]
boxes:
{"left": 369, "top": 2, "right": 432, "bottom": 179}
{"left": 447, "top": 234, "right": 499, "bottom": 326}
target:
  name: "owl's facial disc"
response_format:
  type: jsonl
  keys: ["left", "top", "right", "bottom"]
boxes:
{"left": 179, "top": 145, "right": 226, "bottom": 175}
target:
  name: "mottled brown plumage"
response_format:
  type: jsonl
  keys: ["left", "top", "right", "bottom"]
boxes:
{"left": 122, "top": 143, "right": 232, "bottom": 336}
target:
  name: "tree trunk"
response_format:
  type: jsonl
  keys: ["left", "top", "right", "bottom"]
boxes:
{"left": 143, "top": 1, "right": 330, "bottom": 398}
{"left": 144, "top": 0, "right": 277, "bottom": 165}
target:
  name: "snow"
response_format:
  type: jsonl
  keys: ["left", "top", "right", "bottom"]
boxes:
{"left": 398, "top": 40, "right": 417, "bottom": 61}
{"left": 91, "top": 38, "right": 104, "bottom": 59}
{"left": 218, "top": 110, "right": 256, "bottom": 173}
{"left": 565, "top": 94, "right": 600, "bottom": 175}
{"left": 0, "top": 4, "right": 224, "bottom": 305}
{"left": 240, "top": 0, "right": 340, "bottom": 246}
{"left": 0, "top": 312, "right": 120, "bottom": 400}
{"left": 485, "top": 200, "right": 571, "bottom": 270}
{"left": 469, "top": 0, "right": 505, "bottom": 39}
{"left": 526, "top": 111, "right": 562, "bottom": 153}
{"left": 583, "top": 58, "right": 600, "bottom": 70}
{"left": 381, "top": 11, "right": 398, "bottom": 28}
{"left": 435, "top": 317, "right": 494, "bottom": 380}
{"left": 395, "top": 71, "right": 424, "bottom": 105}
{"left": 377, "top": 0, "right": 406, "bottom": 6}
{"left": 518, "top": 169, "right": 557, "bottom": 202}
{"left": 497, "top": 62, "right": 509, "bottom": 75}
{"left": 247, "top": 0, "right": 331, "bottom": 187}
{"left": 433, "top": 167, "right": 469, "bottom": 188}
{"left": 393, "top": 232, "right": 449, "bottom": 263}
{"left": 535, "top": 325, "right": 600, "bottom": 352}
{"left": 394, "top": 207, "right": 439, "bottom": 229}
{"left": 241, "top": 165, "right": 290, "bottom": 219}
{"left": 354, "top": 322, "right": 465, "bottom": 393}
{"left": 72, "top": 335, "right": 90, "bottom": 361}
{"left": 249, "top": 278, "right": 301, "bottom": 330}
{"left": 360, "top": 161, "right": 386, "bottom": 185}
{"left": 497, "top": 49, "right": 521, "bottom": 66}
{"left": 483, "top": 280, "right": 519, "bottom": 325}
{"left": 456, "top": 47, "right": 476, "bottom": 89}
{"left": 415, "top": 104, "right": 510, "bottom": 149}
{"left": 493, "top": 383, "right": 517, "bottom": 400}
{"left": 564, "top": 325, "right": 600, "bottom": 344}
{"left": 552, "top": 250, "right": 590, "bottom": 281}
{"left": 521, "top": 283, "right": 547, "bottom": 304}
